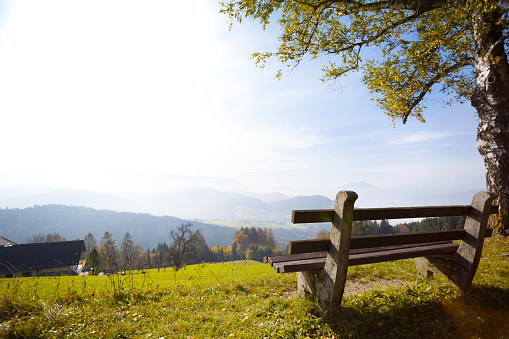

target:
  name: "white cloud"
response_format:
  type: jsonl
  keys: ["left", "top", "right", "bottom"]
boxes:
{"left": 389, "top": 131, "right": 468, "bottom": 145}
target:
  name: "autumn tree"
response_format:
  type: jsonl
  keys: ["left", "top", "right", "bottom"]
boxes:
{"left": 316, "top": 229, "right": 330, "bottom": 239}
{"left": 120, "top": 232, "right": 134, "bottom": 270}
{"left": 169, "top": 223, "right": 201, "bottom": 270}
{"left": 130, "top": 243, "right": 145, "bottom": 270}
{"left": 221, "top": 0, "right": 509, "bottom": 231}
{"left": 100, "top": 231, "right": 117, "bottom": 268}
{"left": 189, "top": 231, "right": 211, "bottom": 264}
{"left": 87, "top": 247, "right": 101, "bottom": 275}
{"left": 231, "top": 227, "right": 279, "bottom": 261}
{"left": 154, "top": 242, "right": 169, "bottom": 271}
{"left": 83, "top": 232, "right": 97, "bottom": 255}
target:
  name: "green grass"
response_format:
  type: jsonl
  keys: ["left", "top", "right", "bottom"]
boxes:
{"left": 1, "top": 237, "right": 509, "bottom": 338}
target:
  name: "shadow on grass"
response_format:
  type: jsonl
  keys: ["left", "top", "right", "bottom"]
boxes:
{"left": 319, "top": 285, "right": 509, "bottom": 339}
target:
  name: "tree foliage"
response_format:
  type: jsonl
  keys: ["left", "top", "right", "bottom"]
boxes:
{"left": 231, "top": 227, "right": 280, "bottom": 261}
{"left": 221, "top": 0, "right": 507, "bottom": 122}
{"left": 83, "top": 232, "right": 97, "bottom": 255}
{"left": 100, "top": 231, "right": 118, "bottom": 268}
{"left": 87, "top": 247, "right": 101, "bottom": 275}
{"left": 120, "top": 232, "right": 134, "bottom": 270}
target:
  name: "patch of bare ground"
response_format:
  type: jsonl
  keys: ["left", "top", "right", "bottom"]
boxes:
{"left": 283, "top": 278, "right": 409, "bottom": 298}
{"left": 344, "top": 278, "right": 408, "bottom": 295}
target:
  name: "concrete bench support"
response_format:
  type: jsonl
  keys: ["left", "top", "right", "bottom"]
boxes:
{"left": 297, "top": 191, "right": 358, "bottom": 309}
{"left": 415, "top": 191, "right": 496, "bottom": 290}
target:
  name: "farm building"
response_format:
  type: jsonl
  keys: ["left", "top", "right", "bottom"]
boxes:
{"left": 0, "top": 236, "right": 17, "bottom": 246}
{"left": 0, "top": 240, "right": 86, "bottom": 278}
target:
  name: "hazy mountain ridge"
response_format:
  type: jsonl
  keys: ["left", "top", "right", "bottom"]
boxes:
{"left": 0, "top": 186, "right": 335, "bottom": 223}
{"left": 151, "top": 188, "right": 335, "bottom": 222}
{"left": 0, "top": 204, "right": 237, "bottom": 249}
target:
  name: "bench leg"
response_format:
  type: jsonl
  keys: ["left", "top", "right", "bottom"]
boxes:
{"left": 415, "top": 257, "right": 457, "bottom": 280}
{"left": 414, "top": 191, "right": 496, "bottom": 291}
{"left": 306, "top": 191, "right": 357, "bottom": 310}
{"left": 297, "top": 271, "right": 319, "bottom": 299}
{"left": 415, "top": 257, "right": 434, "bottom": 279}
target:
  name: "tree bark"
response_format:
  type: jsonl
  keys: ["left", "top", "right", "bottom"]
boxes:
{"left": 471, "top": 5, "right": 509, "bottom": 233}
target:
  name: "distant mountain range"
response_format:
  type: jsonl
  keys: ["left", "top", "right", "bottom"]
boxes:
{"left": 0, "top": 186, "right": 334, "bottom": 223}
{"left": 150, "top": 188, "right": 334, "bottom": 222}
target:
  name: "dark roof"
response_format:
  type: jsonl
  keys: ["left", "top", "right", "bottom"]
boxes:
{"left": 0, "top": 236, "right": 17, "bottom": 246}
{"left": 0, "top": 240, "right": 86, "bottom": 274}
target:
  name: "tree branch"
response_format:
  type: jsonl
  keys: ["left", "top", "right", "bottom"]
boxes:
{"left": 402, "top": 58, "right": 474, "bottom": 123}
{"left": 316, "top": 0, "right": 453, "bottom": 12}
{"left": 327, "top": 10, "right": 425, "bottom": 55}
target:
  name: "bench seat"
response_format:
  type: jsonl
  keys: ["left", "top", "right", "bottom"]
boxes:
{"left": 266, "top": 241, "right": 459, "bottom": 273}
{"left": 265, "top": 228, "right": 494, "bottom": 273}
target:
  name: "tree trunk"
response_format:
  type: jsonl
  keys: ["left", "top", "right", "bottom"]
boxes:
{"left": 471, "top": 5, "right": 509, "bottom": 233}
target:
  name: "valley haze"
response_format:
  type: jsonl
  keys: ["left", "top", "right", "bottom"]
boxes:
{"left": 0, "top": 172, "right": 487, "bottom": 251}
{"left": 0, "top": 172, "right": 485, "bottom": 220}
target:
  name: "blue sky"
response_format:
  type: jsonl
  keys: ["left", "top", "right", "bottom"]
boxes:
{"left": 0, "top": 0, "right": 486, "bottom": 205}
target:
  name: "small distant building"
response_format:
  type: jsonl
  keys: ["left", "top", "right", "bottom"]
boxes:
{"left": 0, "top": 240, "right": 86, "bottom": 278}
{"left": 0, "top": 236, "right": 17, "bottom": 247}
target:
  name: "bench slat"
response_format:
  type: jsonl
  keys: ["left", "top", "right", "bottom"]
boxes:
{"left": 280, "top": 240, "right": 453, "bottom": 262}
{"left": 289, "top": 239, "right": 330, "bottom": 254}
{"left": 264, "top": 251, "right": 327, "bottom": 266}
{"left": 272, "top": 242, "right": 459, "bottom": 273}
{"left": 273, "top": 258, "right": 325, "bottom": 273}
{"left": 267, "top": 241, "right": 452, "bottom": 267}
{"left": 350, "top": 240, "right": 453, "bottom": 255}
{"left": 288, "top": 228, "right": 493, "bottom": 254}
{"left": 292, "top": 205, "right": 499, "bottom": 224}
{"left": 350, "top": 230, "right": 464, "bottom": 249}
{"left": 349, "top": 242, "right": 459, "bottom": 266}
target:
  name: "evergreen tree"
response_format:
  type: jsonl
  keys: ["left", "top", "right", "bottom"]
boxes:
{"left": 87, "top": 247, "right": 101, "bottom": 275}
{"left": 120, "top": 232, "right": 134, "bottom": 270}
{"left": 100, "top": 231, "right": 117, "bottom": 268}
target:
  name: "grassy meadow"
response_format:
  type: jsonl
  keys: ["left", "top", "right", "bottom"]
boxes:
{"left": 1, "top": 236, "right": 509, "bottom": 338}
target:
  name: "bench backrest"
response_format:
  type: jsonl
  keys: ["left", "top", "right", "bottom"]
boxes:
{"left": 289, "top": 197, "right": 499, "bottom": 254}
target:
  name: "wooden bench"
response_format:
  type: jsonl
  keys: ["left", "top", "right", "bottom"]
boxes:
{"left": 264, "top": 191, "right": 498, "bottom": 310}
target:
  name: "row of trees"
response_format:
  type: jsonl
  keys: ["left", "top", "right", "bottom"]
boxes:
{"left": 84, "top": 228, "right": 197, "bottom": 274}
{"left": 81, "top": 224, "right": 281, "bottom": 275}
{"left": 26, "top": 232, "right": 66, "bottom": 243}
{"left": 83, "top": 230, "right": 145, "bottom": 274}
